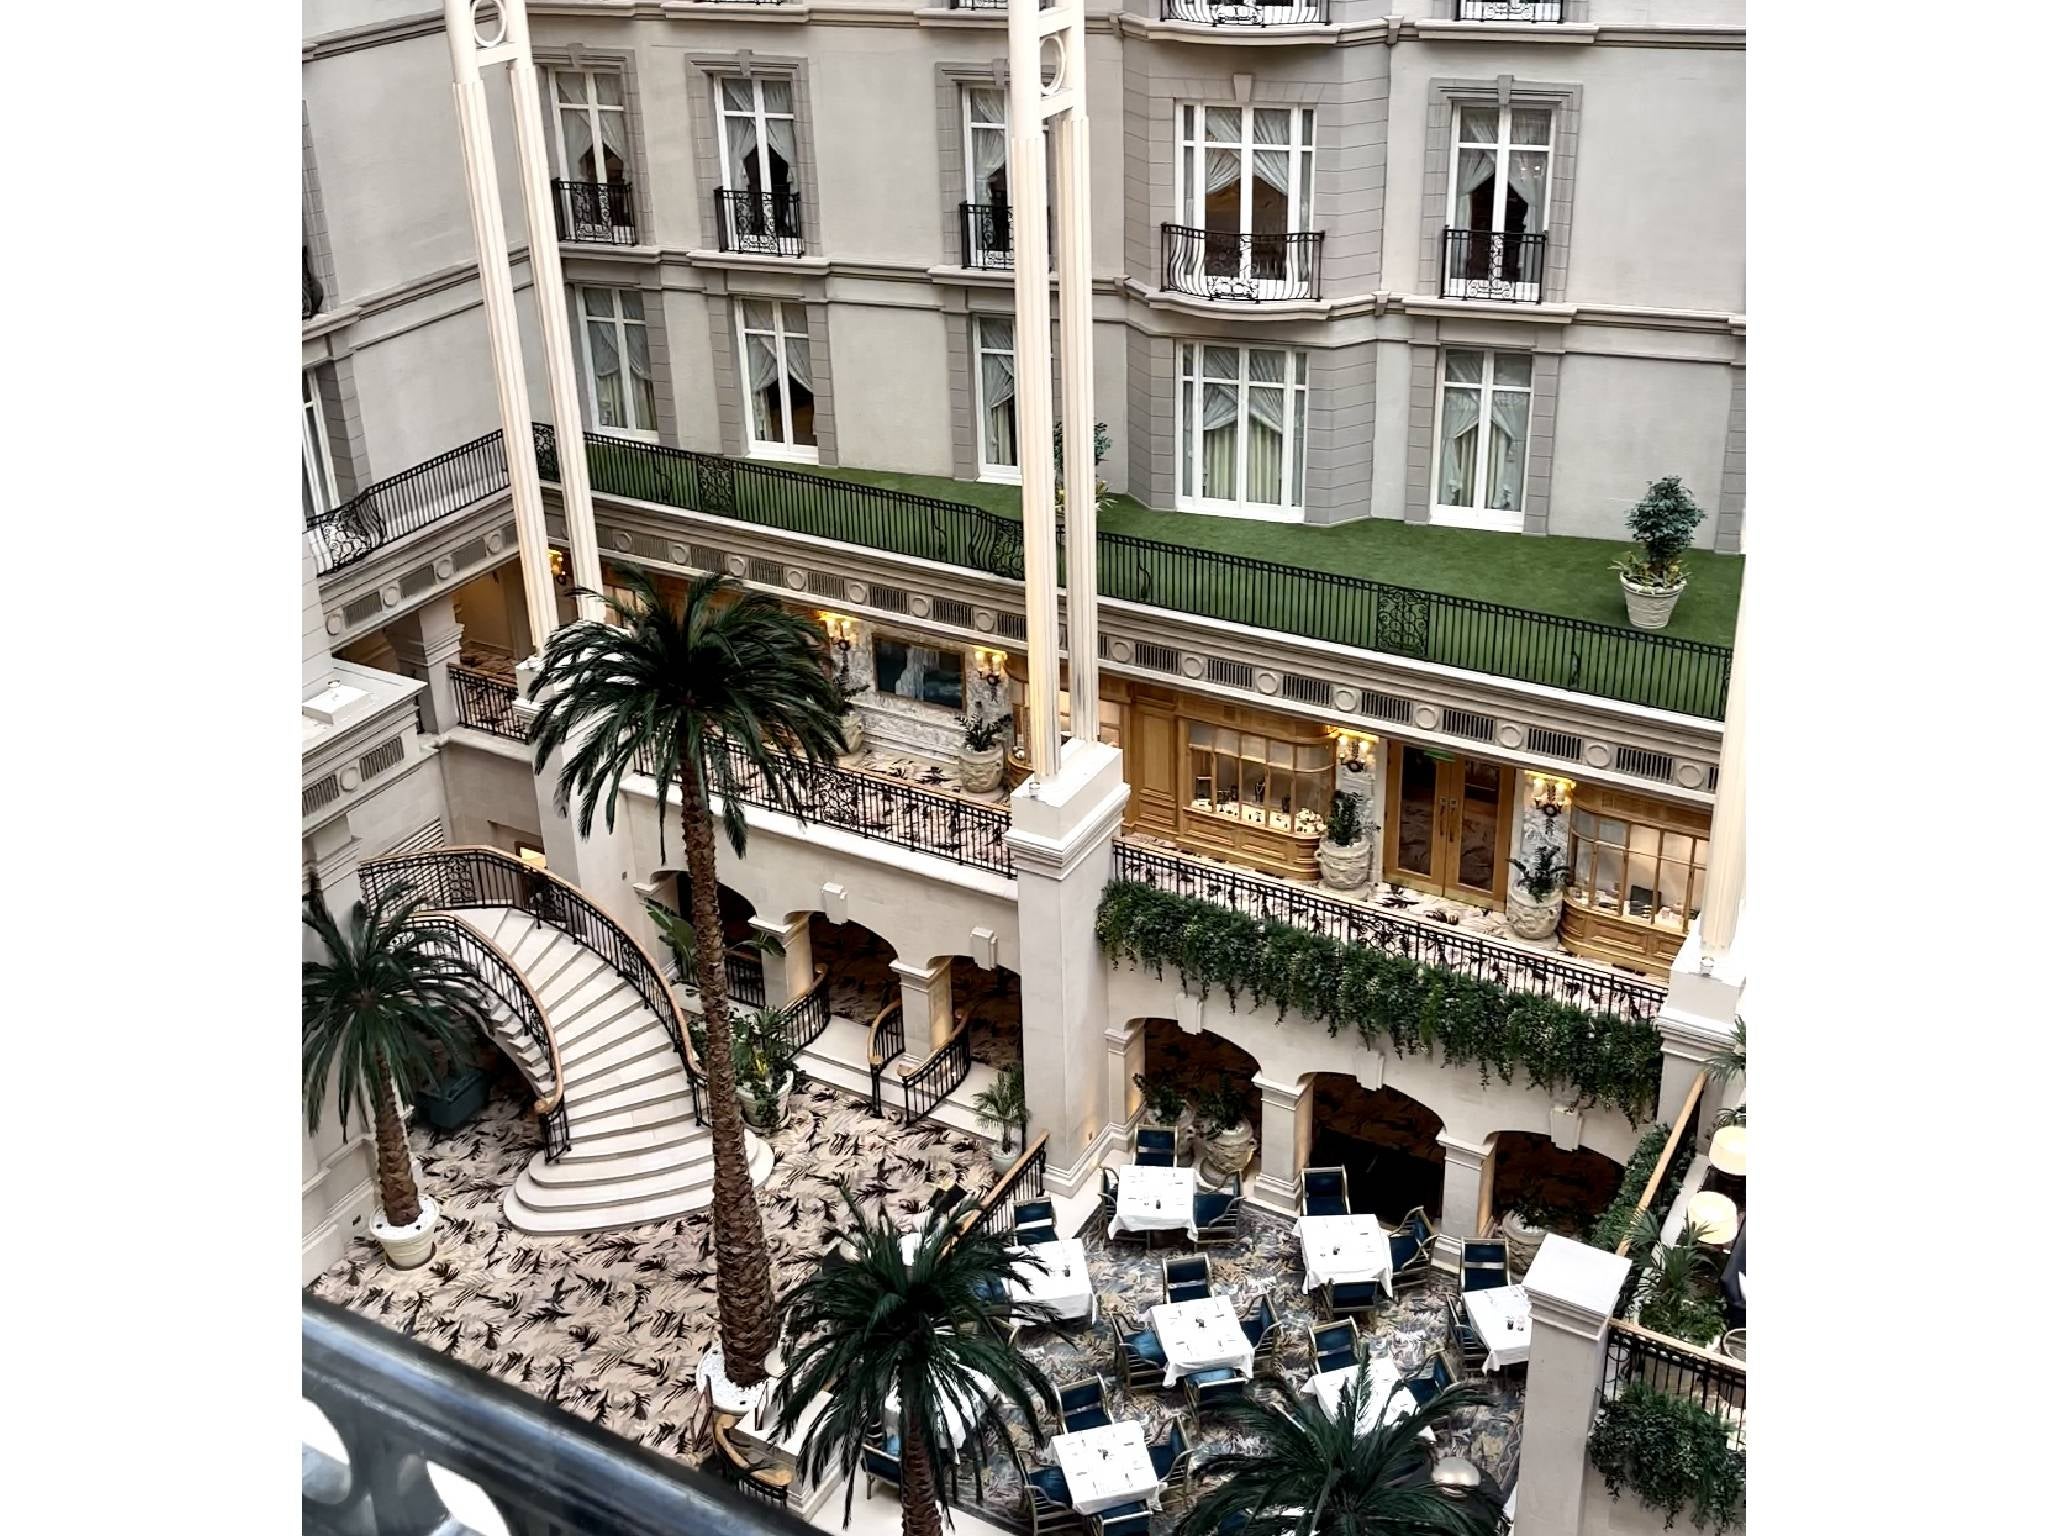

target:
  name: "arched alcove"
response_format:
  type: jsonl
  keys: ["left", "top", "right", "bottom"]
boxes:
{"left": 1307, "top": 1073, "right": 1447, "bottom": 1221}
{"left": 1140, "top": 1019, "right": 1263, "bottom": 1160}
{"left": 1488, "top": 1130, "right": 1625, "bottom": 1241}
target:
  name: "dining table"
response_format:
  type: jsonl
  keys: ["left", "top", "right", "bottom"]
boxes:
{"left": 1306, "top": 1356, "right": 1431, "bottom": 1441}
{"left": 1005, "top": 1237, "right": 1096, "bottom": 1322}
{"left": 1295, "top": 1213, "right": 1396, "bottom": 1294}
{"left": 1150, "top": 1295, "right": 1255, "bottom": 1387}
{"left": 1109, "top": 1163, "right": 1199, "bottom": 1240}
{"left": 1049, "top": 1420, "right": 1160, "bottom": 1516}
{"left": 1461, "top": 1282, "right": 1533, "bottom": 1372}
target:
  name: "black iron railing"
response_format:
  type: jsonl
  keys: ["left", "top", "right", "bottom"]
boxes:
{"left": 786, "top": 967, "right": 832, "bottom": 1051}
{"left": 1458, "top": 0, "right": 1565, "bottom": 20}
{"left": 715, "top": 187, "right": 803, "bottom": 257}
{"left": 726, "top": 950, "right": 768, "bottom": 1009}
{"left": 902, "top": 1015, "right": 974, "bottom": 1128}
{"left": 450, "top": 665, "right": 528, "bottom": 741}
{"left": 1112, "top": 842, "right": 1667, "bottom": 1020}
{"left": 1441, "top": 227, "right": 1549, "bottom": 303}
{"left": 303, "top": 1298, "right": 807, "bottom": 1536}
{"left": 411, "top": 914, "right": 569, "bottom": 1159}
{"left": 360, "top": 846, "right": 705, "bottom": 1125}
{"left": 305, "top": 429, "right": 509, "bottom": 576}
{"left": 1602, "top": 1319, "right": 1746, "bottom": 1448}
{"left": 960, "top": 201, "right": 1014, "bottom": 270}
{"left": 553, "top": 178, "right": 638, "bottom": 245}
{"left": 949, "top": 0, "right": 1010, "bottom": 7}
{"left": 957, "top": 1132, "right": 1049, "bottom": 1243}
{"left": 1162, "top": 0, "right": 1328, "bottom": 23}
{"left": 303, "top": 245, "right": 323, "bottom": 320}
{"left": 867, "top": 1000, "right": 905, "bottom": 1117}
{"left": 1161, "top": 224, "right": 1324, "bottom": 302}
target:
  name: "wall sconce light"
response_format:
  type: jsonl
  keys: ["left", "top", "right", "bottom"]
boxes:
{"left": 548, "top": 548, "right": 568, "bottom": 590}
{"left": 820, "top": 613, "right": 856, "bottom": 671}
{"left": 1331, "top": 729, "right": 1376, "bottom": 767}
{"left": 975, "top": 648, "right": 1008, "bottom": 690}
{"left": 1528, "top": 773, "right": 1574, "bottom": 818}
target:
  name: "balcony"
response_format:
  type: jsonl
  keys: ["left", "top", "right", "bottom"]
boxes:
{"left": 302, "top": 245, "right": 323, "bottom": 320}
{"left": 1161, "top": 224, "right": 1324, "bottom": 303}
{"left": 959, "top": 201, "right": 1013, "bottom": 270}
{"left": 1160, "top": 0, "right": 1329, "bottom": 24}
{"left": 714, "top": 187, "right": 803, "bottom": 258}
{"left": 1441, "top": 227, "right": 1548, "bottom": 304}
{"left": 552, "top": 178, "right": 637, "bottom": 245}
{"left": 1457, "top": 0, "right": 1565, "bottom": 19}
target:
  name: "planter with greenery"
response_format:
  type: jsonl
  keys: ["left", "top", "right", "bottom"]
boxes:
{"left": 1588, "top": 1382, "right": 1745, "bottom": 1535}
{"left": 303, "top": 886, "right": 494, "bottom": 1270}
{"left": 1192, "top": 1080, "right": 1256, "bottom": 1183}
{"left": 646, "top": 901, "right": 786, "bottom": 1001}
{"left": 956, "top": 711, "right": 1012, "bottom": 794}
{"left": 1505, "top": 842, "right": 1568, "bottom": 941}
{"left": 1133, "top": 1073, "right": 1196, "bottom": 1159}
{"left": 736, "top": 1003, "right": 802, "bottom": 1134}
{"left": 1623, "top": 1215, "right": 1728, "bottom": 1348}
{"left": 1612, "top": 476, "right": 1708, "bottom": 631}
{"left": 412, "top": 1047, "right": 491, "bottom": 1132}
{"left": 969, "top": 1063, "right": 1030, "bottom": 1172}
{"left": 1589, "top": 1121, "right": 1673, "bottom": 1251}
{"left": 1314, "top": 791, "right": 1374, "bottom": 892}
{"left": 833, "top": 675, "right": 869, "bottom": 759}
{"left": 1096, "top": 879, "right": 1663, "bottom": 1121}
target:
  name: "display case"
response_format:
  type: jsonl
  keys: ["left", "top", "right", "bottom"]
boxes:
{"left": 1558, "top": 784, "right": 1712, "bottom": 975}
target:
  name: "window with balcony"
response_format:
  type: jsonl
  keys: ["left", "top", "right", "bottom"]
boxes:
{"left": 974, "top": 316, "right": 1019, "bottom": 481}
{"left": 576, "top": 287, "right": 657, "bottom": 437}
{"left": 1441, "top": 104, "right": 1551, "bottom": 302}
{"left": 1431, "top": 348, "right": 1531, "bottom": 530}
{"left": 1167, "top": 104, "right": 1321, "bottom": 302}
{"left": 1161, "top": 0, "right": 1328, "bottom": 25}
{"left": 548, "top": 69, "right": 636, "bottom": 244}
{"left": 961, "top": 87, "right": 1012, "bottom": 269}
{"left": 715, "top": 76, "right": 801, "bottom": 255}
{"left": 1176, "top": 342, "right": 1309, "bottom": 519}
{"left": 736, "top": 299, "right": 817, "bottom": 461}
{"left": 302, "top": 369, "right": 340, "bottom": 520}
{"left": 1457, "top": 1, "right": 1564, "bottom": 20}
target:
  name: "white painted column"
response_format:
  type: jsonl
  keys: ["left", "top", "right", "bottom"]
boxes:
{"left": 1008, "top": 740, "right": 1128, "bottom": 1195}
{"left": 1435, "top": 1131, "right": 1498, "bottom": 1261}
{"left": 385, "top": 595, "right": 464, "bottom": 734}
{"left": 1515, "top": 1237, "right": 1634, "bottom": 1536}
{"left": 753, "top": 914, "right": 814, "bottom": 1010}
{"left": 1250, "top": 1072, "right": 1312, "bottom": 1215}
{"left": 1103, "top": 1018, "right": 1143, "bottom": 1148}
{"left": 1698, "top": 603, "right": 1747, "bottom": 960}
{"left": 1050, "top": 12, "right": 1098, "bottom": 745}
{"left": 891, "top": 956, "right": 954, "bottom": 1065}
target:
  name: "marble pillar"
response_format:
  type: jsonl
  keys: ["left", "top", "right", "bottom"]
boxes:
{"left": 1515, "top": 1236, "right": 1634, "bottom": 1536}
{"left": 752, "top": 913, "right": 814, "bottom": 1009}
{"left": 1436, "top": 1131, "right": 1498, "bottom": 1262}
{"left": 890, "top": 956, "right": 953, "bottom": 1064}
{"left": 1250, "top": 1072, "right": 1313, "bottom": 1214}
{"left": 1104, "top": 1018, "right": 1143, "bottom": 1148}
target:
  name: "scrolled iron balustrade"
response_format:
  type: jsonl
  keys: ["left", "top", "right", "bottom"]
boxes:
{"left": 714, "top": 187, "right": 802, "bottom": 257}
{"left": 1160, "top": 224, "right": 1325, "bottom": 302}
{"left": 954, "top": 1132, "right": 1049, "bottom": 1243}
{"left": 1601, "top": 1318, "right": 1747, "bottom": 1448}
{"left": 303, "top": 1297, "right": 809, "bottom": 1536}
{"left": 1441, "top": 227, "right": 1549, "bottom": 304}
{"left": 1111, "top": 841, "right": 1668, "bottom": 1021}
{"left": 866, "top": 998, "right": 906, "bottom": 1116}
{"left": 552, "top": 178, "right": 638, "bottom": 245}
{"left": 304, "top": 429, "right": 510, "bottom": 576}
{"left": 1161, "top": 0, "right": 1328, "bottom": 24}
{"left": 1458, "top": 0, "right": 1565, "bottom": 21}
{"left": 959, "top": 200, "right": 1014, "bottom": 270}
{"left": 450, "top": 666, "right": 528, "bottom": 741}
{"left": 900, "top": 1013, "right": 974, "bottom": 1128}
{"left": 784, "top": 968, "right": 832, "bottom": 1051}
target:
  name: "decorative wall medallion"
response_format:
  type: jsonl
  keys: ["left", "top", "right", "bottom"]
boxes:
{"left": 611, "top": 529, "right": 633, "bottom": 552}
{"left": 1110, "top": 638, "right": 1134, "bottom": 664}
{"left": 1181, "top": 656, "right": 1205, "bottom": 679}
{"left": 1497, "top": 723, "right": 1525, "bottom": 749}
{"left": 785, "top": 568, "right": 808, "bottom": 591}
{"left": 846, "top": 581, "right": 869, "bottom": 605}
{"left": 973, "top": 607, "right": 996, "bottom": 632}
{"left": 668, "top": 542, "right": 690, "bottom": 566}
{"left": 725, "top": 555, "right": 748, "bottom": 578}
{"left": 381, "top": 585, "right": 402, "bottom": 608}
{"left": 910, "top": 594, "right": 932, "bottom": 619}
{"left": 1334, "top": 686, "right": 1359, "bottom": 713}
{"left": 1413, "top": 703, "right": 1440, "bottom": 731}
{"left": 1254, "top": 669, "right": 1280, "bottom": 695}
{"left": 325, "top": 613, "right": 343, "bottom": 636}
{"left": 1675, "top": 761, "right": 1705, "bottom": 789}
{"left": 485, "top": 531, "right": 504, "bottom": 554}
{"left": 434, "top": 556, "right": 455, "bottom": 581}
{"left": 1584, "top": 742, "right": 1613, "bottom": 769}
{"left": 338, "top": 767, "right": 360, "bottom": 794}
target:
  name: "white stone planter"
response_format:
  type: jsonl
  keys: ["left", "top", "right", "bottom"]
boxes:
{"left": 957, "top": 744, "right": 1006, "bottom": 793}
{"left": 1198, "top": 1120, "right": 1257, "bottom": 1183}
{"left": 738, "top": 1079, "right": 793, "bottom": 1134}
{"left": 1499, "top": 1210, "right": 1547, "bottom": 1275}
{"left": 838, "top": 710, "right": 865, "bottom": 759}
{"left": 1316, "top": 837, "right": 1375, "bottom": 891}
{"left": 1619, "top": 574, "right": 1687, "bottom": 631}
{"left": 1505, "top": 888, "right": 1564, "bottom": 941}
{"left": 372, "top": 1192, "right": 440, "bottom": 1270}
{"left": 986, "top": 1137, "right": 1023, "bottom": 1175}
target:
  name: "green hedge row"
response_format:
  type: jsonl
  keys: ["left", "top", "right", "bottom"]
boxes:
{"left": 1590, "top": 1122, "right": 1674, "bottom": 1250}
{"left": 1588, "top": 1383, "right": 1745, "bottom": 1534}
{"left": 1094, "top": 880, "right": 1663, "bottom": 1122}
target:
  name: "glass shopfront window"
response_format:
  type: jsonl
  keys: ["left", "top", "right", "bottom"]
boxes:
{"left": 874, "top": 638, "right": 964, "bottom": 710}
{"left": 1566, "top": 803, "right": 1710, "bottom": 933}
{"left": 1187, "top": 725, "right": 1333, "bottom": 838}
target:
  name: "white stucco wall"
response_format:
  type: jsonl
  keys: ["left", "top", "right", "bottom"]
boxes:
{"left": 1546, "top": 353, "right": 1732, "bottom": 544}
{"left": 828, "top": 304, "right": 955, "bottom": 478}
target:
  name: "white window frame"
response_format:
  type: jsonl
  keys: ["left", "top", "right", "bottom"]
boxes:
{"left": 1443, "top": 103, "right": 1553, "bottom": 303}
{"left": 302, "top": 369, "right": 340, "bottom": 518}
{"left": 714, "top": 74, "right": 796, "bottom": 194}
{"left": 1174, "top": 103, "right": 1315, "bottom": 300}
{"left": 1427, "top": 348, "right": 1534, "bottom": 533}
{"left": 963, "top": 86, "right": 1007, "bottom": 207}
{"left": 972, "top": 315, "right": 1020, "bottom": 484}
{"left": 736, "top": 299, "right": 819, "bottom": 464}
{"left": 1173, "top": 341, "right": 1310, "bottom": 522}
{"left": 547, "top": 67, "right": 629, "bottom": 186}
{"left": 574, "top": 285, "right": 658, "bottom": 439}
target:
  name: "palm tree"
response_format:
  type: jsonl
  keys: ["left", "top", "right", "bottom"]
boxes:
{"left": 302, "top": 884, "right": 494, "bottom": 1257}
{"left": 528, "top": 568, "right": 846, "bottom": 1387}
{"left": 772, "top": 1184, "right": 1059, "bottom": 1536}
{"left": 1178, "top": 1376, "right": 1503, "bottom": 1536}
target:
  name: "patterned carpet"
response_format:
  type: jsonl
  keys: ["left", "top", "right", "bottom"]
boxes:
{"left": 306, "top": 1082, "right": 1522, "bottom": 1527}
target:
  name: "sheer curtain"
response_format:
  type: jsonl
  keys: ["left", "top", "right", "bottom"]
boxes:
{"left": 746, "top": 331, "right": 781, "bottom": 442}
{"left": 1251, "top": 110, "right": 1293, "bottom": 219}
{"left": 1244, "top": 352, "right": 1288, "bottom": 506}
{"left": 625, "top": 318, "right": 654, "bottom": 430}
{"left": 979, "top": 320, "right": 1017, "bottom": 467}
{"left": 1202, "top": 382, "right": 1239, "bottom": 502}
{"left": 1486, "top": 388, "right": 1528, "bottom": 511}
{"left": 1506, "top": 150, "right": 1548, "bottom": 233}
{"left": 1436, "top": 385, "right": 1481, "bottom": 506}
{"left": 1456, "top": 144, "right": 1496, "bottom": 229}
{"left": 970, "top": 89, "right": 1007, "bottom": 204}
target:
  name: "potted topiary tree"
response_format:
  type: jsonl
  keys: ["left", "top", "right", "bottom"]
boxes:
{"left": 1133, "top": 1073, "right": 1195, "bottom": 1160}
{"left": 1052, "top": 420, "right": 1113, "bottom": 516}
{"left": 1193, "top": 1080, "right": 1257, "bottom": 1184}
{"left": 1506, "top": 843, "right": 1569, "bottom": 940}
{"left": 957, "top": 711, "right": 1012, "bottom": 794}
{"left": 970, "top": 1062, "right": 1030, "bottom": 1172}
{"left": 1315, "top": 792, "right": 1374, "bottom": 892}
{"left": 1612, "top": 476, "right": 1707, "bottom": 630}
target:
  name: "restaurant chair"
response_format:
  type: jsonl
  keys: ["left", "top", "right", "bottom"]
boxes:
{"left": 1240, "top": 1293, "right": 1281, "bottom": 1379}
{"left": 1310, "top": 1319, "right": 1360, "bottom": 1375}
{"left": 929, "top": 1183, "right": 969, "bottom": 1218}
{"left": 1057, "top": 1373, "right": 1113, "bottom": 1434}
{"left": 1444, "top": 1298, "right": 1488, "bottom": 1373}
{"left": 1148, "top": 1416, "right": 1193, "bottom": 1505}
{"left": 1299, "top": 1167, "right": 1351, "bottom": 1218}
{"left": 1134, "top": 1127, "right": 1178, "bottom": 1168}
{"left": 1319, "top": 1277, "right": 1387, "bottom": 1325}
{"left": 1192, "top": 1177, "right": 1243, "bottom": 1245}
{"left": 1386, "top": 1207, "right": 1437, "bottom": 1290}
{"left": 1180, "top": 1367, "right": 1249, "bottom": 1430}
{"left": 1400, "top": 1351, "right": 1458, "bottom": 1411}
{"left": 1013, "top": 1198, "right": 1059, "bottom": 1246}
{"left": 1025, "top": 1471, "right": 1087, "bottom": 1536}
{"left": 1160, "top": 1254, "right": 1213, "bottom": 1306}
{"left": 1105, "top": 1299, "right": 1168, "bottom": 1392}
{"left": 1460, "top": 1239, "right": 1511, "bottom": 1294}
{"left": 1096, "top": 1503, "right": 1153, "bottom": 1536}
{"left": 862, "top": 1421, "right": 902, "bottom": 1498}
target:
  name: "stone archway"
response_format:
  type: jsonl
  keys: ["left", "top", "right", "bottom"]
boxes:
{"left": 805, "top": 915, "right": 901, "bottom": 1025}
{"left": 653, "top": 869, "right": 757, "bottom": 950}
{"left": 1140, "top": 1020, "right": 1263, "bottom": 1167}
{"left": 1307, "top": 1073, "right": 1447, "bottom": 1222}
{"left": 1488, "top": 1130, "right": 1625, "bottom": 1243}
{"left": 947, "top": 957, "right": 1022, "bottom": 1072}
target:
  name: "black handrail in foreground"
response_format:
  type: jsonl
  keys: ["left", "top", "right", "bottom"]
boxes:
{"left": 304, "top": 1297, "right": 813, "bottom": 1536}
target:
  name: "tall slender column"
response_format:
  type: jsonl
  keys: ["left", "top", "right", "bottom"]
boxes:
{"left": 1050, "top": 19, "right": 1097, "bottom": 745}
{"left": 1250, "top": 1073, "right": 1312, "bottom": 1215}
{"left": 385, "top": 595, "right": 463, "bottom": 734}
{"left": 1103, "top": 1018, "right": 1143, "bottom": 1147}
{"left": 1515, "top": 1237, "right": 1634, "bottom": 1536}
{"left": 752, "top": 914, "right": 814, "bottom": 1010}
{"left": 1699, "top": 602, "right": 1747, "bottom": 960}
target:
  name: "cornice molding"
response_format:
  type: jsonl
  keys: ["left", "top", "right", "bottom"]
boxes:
{"left": 303, "top": 9, "right": 445, "bottom": 61}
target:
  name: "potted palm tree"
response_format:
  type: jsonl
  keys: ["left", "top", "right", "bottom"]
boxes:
{"left": 1178, "top": 1376, "right": 1504, "bottom": 1536}
{"left": 969, "top": 1063, "right": 1029, "bottom": 1172}
{"left": 1612, "top": 476, "right": 1707, "bottom": 631}
{"left": 957, "top": 711, "right": 1011, "bottom": 794}
{"left": 772, "top": 1184, "right": 1060, "bottom": 1536}
{"left": 645, "top": 900, "right": 785, "bottom": 1000}
{"left": 302, "top": 884, "right": 494, "bottom": 1270}
{"left": 530, "top": 568, "right": 846, "bottom": 1397}
{"left": 1194, "top": 1080, "right": 1257, "bottom": 1184}
{"left": 733, "top": 1003, "right": 802, "bottom": 1134}
{"left": 1506, "top": 842, "right": 1569, "bottom": 940}
{"left": 1314, "top": 792, "right": 1374, "bottom": 892}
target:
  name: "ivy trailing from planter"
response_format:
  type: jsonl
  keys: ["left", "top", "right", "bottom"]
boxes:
{"left": 1095, "top": 880, "right": 1662, "bottom": 1121}
{"left": 1590, "top": 1122, "right": 1673, "bottom": 1251}
{"left": 1587, "top": 1383, "right": 1745, "bottom": 1534}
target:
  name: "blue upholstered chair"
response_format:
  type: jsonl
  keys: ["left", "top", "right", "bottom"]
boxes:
{"left": 1134, "top": 1127, "right": 1178, "bottom": 1168}
{"left": 1298, "top": 1167, "right": 1351, "bottom": 1218}
{"left": 1240, "top": 1293, "right": 1281, "bottom": 1378}
{"left": 1160, "top": 1254, "right": 1213, "bottom": 1306}
{"left": 1401, "top": 1351, "right": 1458, "bottom": 1410}
{"left": 1097, "top": 1503, "right": 1153, "bottom": 1536}
{"left": 1058, "top": 1374, "right": 1113, "bottom": 1434}
{"left": 862, "top": 1423, "right": 902, "bottom": 1498}
{"left": 1445, "top": 1297, "right": 1488, "bottom": 1373}
{"left": 1106, "top": 1299, "right": 1168, "bottom": 1391}
{"left": 1460, "top": 1239, "right": 1511, "bottom": 1294}
{"left": 1192, "top": 1178, "right": 1243, "bottom": 1245}
{"left": 1025, "top": 1470, "right": 1086, "bottom": 1536}
{"left": 1386, "top": 1207, "right": 1437, "bottom": 1289}
{"left": 1180, "top": 1366, "right": 1249, "bottom": 1429}
{"left": 1026, "top": 1467, "right": 1073, "bottom": 1507}
{"left": 1311, "top": 1320, "right": 1360, "bottom": 1375}
{"left": 1319, "top": 1277, "right": 1387, "bottom": 1324}
{"left": 1013, "top": 1198, "right": 1058, "bottom": 1245}
{"left": 1148, "top": 1417, "right": 1192, "bottom": 1505}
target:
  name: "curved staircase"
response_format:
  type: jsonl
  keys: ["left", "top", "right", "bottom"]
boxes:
{"left": 362, "top": 848, "right": 771, "bottom": 1235}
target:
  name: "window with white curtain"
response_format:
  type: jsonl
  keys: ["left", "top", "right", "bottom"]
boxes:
{"left": 736, "top": 299, "right": 817, "bottom": 461}
{"left": 716, "top": 76, "right": 797, "bottom": 199}
{"left": 576, "top": 286, "right": 657, "bottom": 436}
{"left": 1176, "top": 104, "right": 1314, "bottom": 295}
{"left": 964, "top": 86, "right": 1008, "bottom": 208}
{"left": 973, "top": 316, "right": 1019, "bottom": 481}
{"left": 1431, "top": 348, "right": 1532, "bottom": 530}
{"left": 1444, "top": 104, "right": 1552, "bottom": 301}
{"left": 1176, "top": 343, "right": 1310, "bottom": 519}
{"left": 549, "top": 69, "right": 628, "bottom": 185}
{"left": 302, "top": 369, "right": 340, "bottom": 520}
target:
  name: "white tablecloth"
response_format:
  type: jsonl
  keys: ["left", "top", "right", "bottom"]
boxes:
{"left": 1109, "top": 1164, "right": 1198, "bottom": 1239}
{"left": 1295, "top": 1214, "right": 1395, "bottom": 1294}
{"left": 1007, "top": 1238, "right": 1095, "bottom": 1322}
{"left": 885, "top": 1368, "right": 995, "bottom": 1450}
{"left": 898, "top": 1233, "right": 925, "bottom": 1267}
{"left": 1051, "top": 1421, "right": 1160, "bottom": 1516}
{"left": 1307, "top": 1358, "right": 1432, "bottom": 1442}
{"left": 1150, "top": 1296, "right": 1255, "bottom": 1387}
{"left": 1463, "top": 1284, "right": 1532, "bottom": 1372}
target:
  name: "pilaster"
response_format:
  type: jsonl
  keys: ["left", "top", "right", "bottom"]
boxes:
{"left": 1435, "top": 1130, "right": 1497, "bottom": 1260}
{"left": 891, "top": 956, "right": 953, "bottom": 1064}
{"left": 385, "top": 595, "right": 464, "bottom": 735}
{"left": 1249, "top": 1072, "right": 1313, "bottom": 1216}
{"left": 752, "top": 913, "right": 813, "bottom": 1009}
{"left": 1515, "top": 1236, "right": 1633, "bottom": 1536}
{"left": 1103, "top": 1017, "right": 1143, "bottom": 1148}
{"left": 1655, "top": 921, "right": 1743, "bottom": 1144}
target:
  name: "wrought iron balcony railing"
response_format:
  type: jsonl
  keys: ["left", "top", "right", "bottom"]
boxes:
{"left": 553, "top": 178, "right": 638, "bottom": 245}
{"left": 1458, "top": 0, "right": 1566, "bottom": 21}
{"left": 1441, "top": 227, "right": 1549, "bottom": 304}
{"left": 714, "top": 187, "right": 803, "bottom": 257}
{"left": 1161, "top": 0, "right": 1329, "bottom": 24}
{"left": 304, "top": 429, "right": 509, "bottom": 576}
{"left": 303, "top": 245, "right": 323, "bottom": 320}
{"left": 1161, "top": 224, "right": 1324, "bottom": 303}
{"left": 960, "top": 201, "right": 1013, "bottom": 270}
